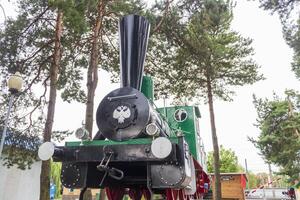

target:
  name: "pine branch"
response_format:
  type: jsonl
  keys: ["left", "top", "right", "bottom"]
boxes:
{"left": 21, "top": 39, "right": 54, "bottom": 64}
{"left": 23, "top": 55, "right": 52, "bottom": 93}
{"left": 20, "top": 76, "right": 49, "bottom": 133}
{"left": 19, "top": 6, "right": 50, "bottom": 37}
{"left": 152, "top": 0, "right": 174, "bottom": 33}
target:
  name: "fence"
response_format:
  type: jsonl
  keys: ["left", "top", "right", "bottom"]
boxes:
{"left": 245, "top": 188, "right": 294, "bottom": 200}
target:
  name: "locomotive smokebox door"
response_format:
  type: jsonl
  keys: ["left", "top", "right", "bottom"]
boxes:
{"left": 96, "top": 87, "right": 150, "bottom": 141}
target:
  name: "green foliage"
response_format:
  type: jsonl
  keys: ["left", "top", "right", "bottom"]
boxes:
{"left": 50, "top": 161, "right": 62, "bottom": 198}
{"left": 251, "top": 90, "right": 300, "bottom": 181}
{"left": 0, "top": 94, "right": 44, "bottom": 169}
{"left": 258, "top": 0, "right": 298, "bottom": 20}
{"left": 151, "top": 0, "right": 263, "bottom": 102}
{"left": 0, "top": 0, "right": 85, "bottom": 168}
{"left": 255, "top": 172, "right": 269, "bottom": 187}
{"left": 52, "top": 130, "right": 73, "bottom": 142}
{"left": 246, "top": 172, "right": 289, "bottom": 188}
{"left": 49, "top": 0, "right": 88, "bottom": 34}
{"left": 247, "top": 171, "right": 260, "bottom": 188}
{"left": 0, "top": 129, "right": 40, "bottom": 170}
{"left": 252, "top": 172, "right": 289, "bottom": 187}
{"left": 207, "top": 145, "right": 241, "bottom": 173}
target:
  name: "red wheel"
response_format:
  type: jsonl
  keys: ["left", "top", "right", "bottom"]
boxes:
{"left": 178, "top": 189, "right": 189, "bottom": 200}
{"left": 128, "top": 188, "right": 143, "bottom": 200}
{"left": 105, "top": 187, "right": 125, "bottom": 200}
{"left": 166, "top": 189, "right": 179, "bottom": 200}
{"left": 142, "top": 189, "right": 151, "bottom": 200}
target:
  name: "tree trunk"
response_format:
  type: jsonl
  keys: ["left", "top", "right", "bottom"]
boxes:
{"left": 39, "top": 10, "right": 63, "bottom": 200}
{"left": 84, "top": 1, "right": 104, "bottom": 199}
{"left": 85, "top": 0, "right": 104, "bottom": 137}
{"left": 207, "top": 78, "right": 221, "bottom": 200}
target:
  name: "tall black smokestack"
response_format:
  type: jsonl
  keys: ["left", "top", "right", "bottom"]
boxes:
{"left": 119, "top": 15, "right": 150, "bottom": 90}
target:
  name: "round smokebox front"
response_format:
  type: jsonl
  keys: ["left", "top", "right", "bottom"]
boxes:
{"left": 96, "top": 87, "right": 150, "bottom": 141}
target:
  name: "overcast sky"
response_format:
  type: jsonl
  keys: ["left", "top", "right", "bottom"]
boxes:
{"left": 1, "top": 0, "right": 298, "bottom": 173}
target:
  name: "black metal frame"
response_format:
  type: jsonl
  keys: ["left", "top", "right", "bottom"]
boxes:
{"left": 53, "top": 143, "right": 179, "bottom": 163}
{"left": 55, "top": 137, "right": 186, "bottom": 190}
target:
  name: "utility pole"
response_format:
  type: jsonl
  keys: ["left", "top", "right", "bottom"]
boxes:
{"left": 245, "top": 159, "right": 249, "bottom": 189}
{"left": 268, "top": 163, "right": 275, "bottom": 198}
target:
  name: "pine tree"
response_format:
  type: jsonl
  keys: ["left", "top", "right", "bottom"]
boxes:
{"left": 40, "top": 6, "right": 64, "bottom": 200}
{"left": 251, "top": 90, "right": 300, "bottom": 181}
{"left": 152, "top": 1, "right": 263, "bottom": 199}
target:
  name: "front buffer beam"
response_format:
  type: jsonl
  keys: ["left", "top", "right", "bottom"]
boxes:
{"left": 53, "top": 137, "right": 191, "bottom": 189}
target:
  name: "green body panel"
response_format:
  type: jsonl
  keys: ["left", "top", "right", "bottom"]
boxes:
{"left": 141, "top": 76, "right": 154, "bottom": 101}
{"left": 157, "top": 106, "right": 202, "bottom": 162}
{"left": 66, "top": 137, "right": 179, "bottom": 147}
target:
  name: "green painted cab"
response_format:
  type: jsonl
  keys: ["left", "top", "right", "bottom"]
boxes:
{"left": 141, "top": 75, "right": 154, "bottom": 101}
{"left": 157, "top": 106, "right": 207, "bottom": 169}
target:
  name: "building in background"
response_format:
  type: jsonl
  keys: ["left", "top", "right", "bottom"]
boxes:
{"left": 210, "top": 173, "right": 247, "bottom": 200}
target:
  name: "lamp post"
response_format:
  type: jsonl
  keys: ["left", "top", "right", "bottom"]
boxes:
{"left": 0, "top": 72, "right": 23, "bottom": 159}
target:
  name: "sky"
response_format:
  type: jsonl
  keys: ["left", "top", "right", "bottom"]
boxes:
{"left": 1, "top": 0, "right": 298, "bottom": 174}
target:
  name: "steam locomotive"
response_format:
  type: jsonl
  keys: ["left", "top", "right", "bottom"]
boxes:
{"left": 38, "top": 15, "right": 210, "bottom": 200}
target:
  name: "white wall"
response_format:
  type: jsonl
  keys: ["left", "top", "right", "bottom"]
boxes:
{"left": 0, "top": 160, "right": 41, "bottom": 200}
